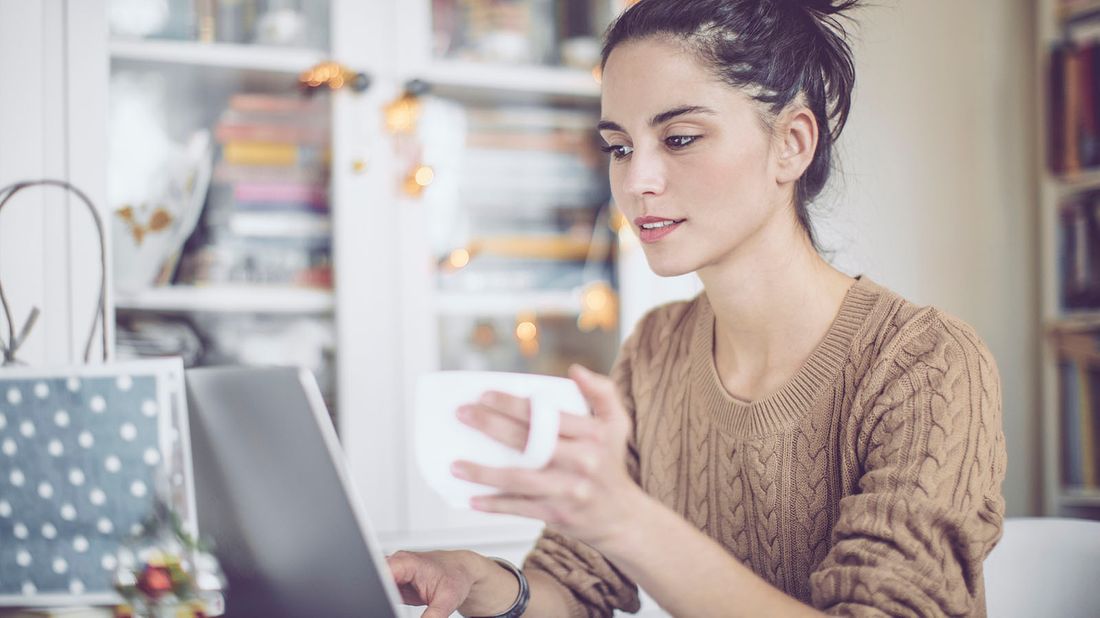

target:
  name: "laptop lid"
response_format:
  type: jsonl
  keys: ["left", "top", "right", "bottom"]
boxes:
{"left": 185, "top": 366, "right": 402, "bottom": 618}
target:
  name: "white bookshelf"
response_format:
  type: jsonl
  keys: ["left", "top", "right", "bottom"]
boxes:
{"left": 435, "top": 289, "right": 586, "bottom": 317}
{"left": 114, "top": 286, "right": 335, "bottom": 314}
{"left": 109, "top": 38, "right": 325, "bottom": 73}
{"left": 417, "top": 59, "right": 601, "bottom": 100}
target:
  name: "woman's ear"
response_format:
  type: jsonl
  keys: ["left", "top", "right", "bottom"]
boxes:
{"left": 774, "top": 106, "right": 819, "bottom": 185}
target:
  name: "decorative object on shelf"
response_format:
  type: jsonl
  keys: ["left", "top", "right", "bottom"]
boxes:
{"left": 252, "top": 2, "right": 306, "bottom": 47}
{"left": 111, "top": 500, "right": 225, "bottom": 618}
{"left": 107, "top": 0, "right": 170, "bottom": 39}
{"left": 559, "top": 36, "right": 601, "bottom": 70}
{"left": 431, "top": 0, "right": 556, "bottom": 65}
{"left": 298, "top": 61, "right": 370, "bottom": 94}
{"left": 109, "top": 72, "right": 213, "bottom": 292}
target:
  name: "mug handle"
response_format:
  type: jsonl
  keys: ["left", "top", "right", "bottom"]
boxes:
{"left": 519, "top": 393, "right": 561, "bottom": 469}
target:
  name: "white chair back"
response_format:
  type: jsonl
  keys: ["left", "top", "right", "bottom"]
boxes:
{"left": 984, "top": 517, "right": 1100, "bottom": 617}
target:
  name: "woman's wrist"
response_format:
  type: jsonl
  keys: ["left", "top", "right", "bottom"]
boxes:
{"left": 584, "top": 484, "right": 656, "bottom": 556}
{"left": 592, "top": 486, "right": 665, "bottom": 564}
{"left": 458, "top": 552, "right": 521, "bottom": 617}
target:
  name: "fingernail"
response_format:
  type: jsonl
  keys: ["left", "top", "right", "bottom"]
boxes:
{"left": 456, "top": 405, "right": 471, "bottom": 421}
{"left": 450, "top": 462, "right": 468, "bottom": 479}
{"left": 478, "top": 392, "right": 495, "bottom": 405}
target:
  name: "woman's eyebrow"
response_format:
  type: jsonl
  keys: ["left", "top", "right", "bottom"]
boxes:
{"left": 598, "top": 105, "right": 718, "bottom": 133}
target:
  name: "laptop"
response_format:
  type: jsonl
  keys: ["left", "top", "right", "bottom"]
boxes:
{"left": 185, "top": 366, "right": 404, "bottom": 618}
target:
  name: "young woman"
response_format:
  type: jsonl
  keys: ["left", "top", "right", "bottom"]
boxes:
{"left": 388, "top": 1, "right": 1007, "bottom": 616}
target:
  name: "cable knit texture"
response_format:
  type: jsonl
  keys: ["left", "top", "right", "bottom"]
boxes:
{"left": 523, "top": 276, "right": 1007, "bottom": 617}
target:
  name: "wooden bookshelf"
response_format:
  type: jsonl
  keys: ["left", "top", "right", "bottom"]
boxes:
{"left": 1040, "top": 0, "right": 1100, "bottom": 516}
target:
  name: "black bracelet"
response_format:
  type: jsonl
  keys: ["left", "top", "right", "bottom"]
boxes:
{"left": 473, "top": 557, "right": 530, "bottom": 618}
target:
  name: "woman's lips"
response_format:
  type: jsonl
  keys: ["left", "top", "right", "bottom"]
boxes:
{"left": 635, "top": 217, "right": 685, "bottom": 244}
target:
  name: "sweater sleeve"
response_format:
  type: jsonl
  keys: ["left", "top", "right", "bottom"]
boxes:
{"left": 521, "top": 324, "right": 644, "bottom": 617}
{"left": 809, "top": 312, "right": 1007, "bottom": 617}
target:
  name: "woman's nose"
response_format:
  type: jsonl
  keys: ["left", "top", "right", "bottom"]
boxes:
{"left": 621, "top": 148, "right": 667, "bottom": 198}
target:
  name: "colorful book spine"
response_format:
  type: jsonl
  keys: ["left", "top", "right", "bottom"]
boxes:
{"left": 1051, "top": 44, "right": 1068, "bottom": 174}
{"left": 1064, "top": 360, "right": 1085, "bottom": 486}
{"left": 215, "top": 122, "right": 329, "bottom": 145}
{"left": 228, "top": 93, "right": 327, "bottom": 114}
{"left": 1081, "top": 362, "right": 1098, "bottom": 487}
{"left": 222, "top": 142, "right": 327, "bottom": 167}
{"left": 233, "top": 182, "right": 327, "bottom": 206}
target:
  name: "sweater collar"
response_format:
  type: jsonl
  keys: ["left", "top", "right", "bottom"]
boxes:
{"left": 690, "top": 276, "right": 883, "bottom": 437}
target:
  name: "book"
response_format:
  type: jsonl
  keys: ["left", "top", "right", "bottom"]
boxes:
{"left": 214, "top": 121, "right": 329, "bottom": 145}
{"left": 228, "top": 93, "right": 328, "bottom": 114}
{"left": 1064, "top": 360, "right": 1085, "bottom": 486}
{"left": 1051, "top": 44, "right": 1068, "bottom": 174}
{"left": 1078, "top": 43, "right": 1098, "bottom": 168}
{"left": 233, "top": 182, "right": 328, "bottom": 206}
{"left": 1065, "top": 43, "right": 1082, "bottom": 174}
{"left": 222, "top": 141, "right": 327, "bottom": 167}
{"left": 213, "top": 162, "right": 328, "bottom": 185}
{"left": 1081, "top": 362, "right": 1098, "bottom": 486}
{"left": 227, "top": 212, "right": 332, "bottom": 239}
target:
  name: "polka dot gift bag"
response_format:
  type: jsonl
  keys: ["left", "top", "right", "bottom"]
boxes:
{"left": 0, "top": 181, "right": 205, "bottom": 613}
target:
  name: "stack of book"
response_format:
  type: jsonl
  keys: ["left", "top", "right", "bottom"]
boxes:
{"left": 1054, "top": 329, "right": 1100, "bottom": 489}
{"left": 1049, "top": 38, "right": 1100, "bottom": 176}
{"left": 176, "top": 93, "right": 332, "bottom": 288}
{"left": 440, "top": 105, "right": 613, "bottom": 294}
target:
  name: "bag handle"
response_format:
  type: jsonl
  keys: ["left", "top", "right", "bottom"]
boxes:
{"left": 0, "top": 179, "right": 108, "bottom": 365}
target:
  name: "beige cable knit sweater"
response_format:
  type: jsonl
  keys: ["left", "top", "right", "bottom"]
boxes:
{"left": 524, "top": 276, "right": 1007, "bottom": 617}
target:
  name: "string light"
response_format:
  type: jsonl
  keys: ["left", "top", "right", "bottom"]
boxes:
{"left": 414, "top": 165, "right": 435, "bottom": 186}
{"left": 578, "top": 282, "right": 618, "bottom": 333}
{"left": 515, "top": 313, "right": 539, "bottom": 357}
{"left": 447, "top": 248, "right": 471, "bottom": 270}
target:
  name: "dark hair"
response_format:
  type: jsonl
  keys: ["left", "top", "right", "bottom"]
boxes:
{"left": 601, "top": 0, "right": 862, "bottom": 250}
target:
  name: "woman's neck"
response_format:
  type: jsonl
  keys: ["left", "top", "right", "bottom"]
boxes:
{"left": 696, "top": 218, "right": 854, "bottom": 402}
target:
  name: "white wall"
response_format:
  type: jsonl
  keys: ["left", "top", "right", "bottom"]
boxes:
{"left": 0, "top": 0, "right": 109, "bottom": 367}
{"left": 818, "top": 0, "right": 1039, "bottom": 515}
{"left": 626, "top": 0, "right": 1040, "bottom": 515}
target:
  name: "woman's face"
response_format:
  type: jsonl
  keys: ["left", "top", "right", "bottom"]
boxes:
{"left": 600, "top": 38, "right": 790, "bottom": 277}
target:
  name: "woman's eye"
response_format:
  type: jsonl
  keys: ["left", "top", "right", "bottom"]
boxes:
{"left": 599, "top": 144, "right": 634, "bottom": 160}
{"left": 665, "top": 135, "right": 700, "bottom": 149}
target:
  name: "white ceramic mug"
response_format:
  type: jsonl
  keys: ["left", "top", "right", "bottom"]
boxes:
{"left": 415, "top": 371, "right": 589, "bottom": 509}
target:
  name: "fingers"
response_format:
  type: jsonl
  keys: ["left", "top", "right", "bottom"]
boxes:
{"left": 457, "top": 402, "right": 528, "bottom": 451}
{"left": 568, "top": 364, "right": 626, "bottom": 422}
{"left": 470, "top": 493, "right": 551, "bottom": 520}
{"left": 452, "top": 461, "right": 577, "bottom": 497}
{"left": 477, "top": 391, "right": 531, "bottom": 422}
{"left": 386, "top": 551, "right": 417, "bottom": 584}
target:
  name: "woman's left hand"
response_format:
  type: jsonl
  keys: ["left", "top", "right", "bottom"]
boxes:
{"left": 451, "top": 364, "right": 647, "bottom": 550}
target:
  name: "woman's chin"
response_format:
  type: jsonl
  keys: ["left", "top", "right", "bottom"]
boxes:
{"left": 644, "top": 255, "right": 697, "bottom": 278}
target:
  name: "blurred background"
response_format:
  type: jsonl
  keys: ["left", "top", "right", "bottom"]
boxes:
{"left": 1, "top": 0, "right": 1098, "bottom": 613}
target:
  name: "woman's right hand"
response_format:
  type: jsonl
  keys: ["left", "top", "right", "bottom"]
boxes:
{"left": 386, "top": 549, "right": 517, "bottom": 618}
